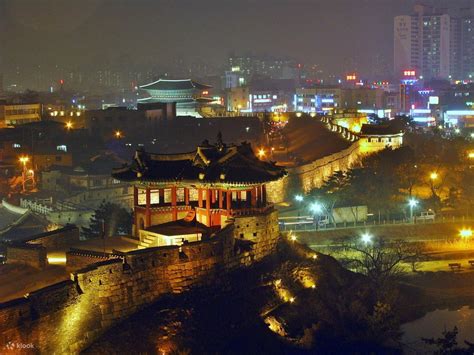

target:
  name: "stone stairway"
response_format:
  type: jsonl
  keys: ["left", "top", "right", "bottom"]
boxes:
{"left": 137, "top": 235, "right": 156, "bottom": 249}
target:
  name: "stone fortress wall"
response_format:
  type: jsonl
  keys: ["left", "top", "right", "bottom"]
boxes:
{"left": 267, "top": 138, "right": 365, "bottom": 203}
{"left": 0, "top": 210, "right": 280, "bottom": 353}
{"left": 266, "top": 119, "right": 396, "bottom": 203}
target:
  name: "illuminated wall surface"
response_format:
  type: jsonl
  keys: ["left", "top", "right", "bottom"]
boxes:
{"left": 267, "top": 131, "right": 401, "bottom": 203}
{"left": 0, "top": 212, "right": 280, "bottom": 353}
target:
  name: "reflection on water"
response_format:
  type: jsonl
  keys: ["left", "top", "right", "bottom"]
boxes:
{"left": 402, "top": 306, "right": 474, "bottom": 354}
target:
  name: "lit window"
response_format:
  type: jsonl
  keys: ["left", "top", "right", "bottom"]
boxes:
{"left": 56, "top": 145, "right": 67, "bottom": 152}
{"left": 12, "top": 143, "right": 21, "bottom": 148}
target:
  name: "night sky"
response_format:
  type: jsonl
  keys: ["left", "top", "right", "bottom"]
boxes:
{"left": 1, "top": 0, "right": 474, "bottom": 78}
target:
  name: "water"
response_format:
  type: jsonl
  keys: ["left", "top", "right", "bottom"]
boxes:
{"left": 401, "top": 306, "right": 474, "bottom": 354}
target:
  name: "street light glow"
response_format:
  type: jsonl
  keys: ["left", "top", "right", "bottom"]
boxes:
{"left": 310, "top": 202, "right": 323, "bottom": 214}
{"left": 19, "top": 156, "right": 29, "bottom": 165}
{"left": 115, "top": 130, "right": 122, "bottom": 138}
{"left": 257, "top": 148, "right": 266, "bottom": 158}
{"left": 65, "top": 121, "right": 73, "bottom": 129}
{"left": 408, "top": 198, "right": 419, "bottom": 208}
{"left": 361, "top": 233, "right": 372, "bottom": 244}
{"left": 289, "top": 232, "right": 297, "bottom": 242}
{"left": 430, "top": 172, "right": 438, "bottom": 180}
{"left": 294, "top": 194, "right": 304, "bottom": 202}
{"left": 459, "top": 229, "right": 473, "bottom": 239}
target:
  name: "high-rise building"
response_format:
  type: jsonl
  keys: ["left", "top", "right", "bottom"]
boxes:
{"left": 460, "top": 16, "right": 474, "bottom": 79}
{"left": 394, "top": 5, "right": 453, "bottom": 80}
{"left": 395, "top": 5, "right": 474, "bottom": 80}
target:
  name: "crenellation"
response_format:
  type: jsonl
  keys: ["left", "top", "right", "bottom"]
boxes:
{"left": 0, "top": 152, "right": 284, "bottom": 352}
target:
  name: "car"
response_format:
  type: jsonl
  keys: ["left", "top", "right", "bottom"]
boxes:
{"left": 417, "top": 210, "right": 436, "bottom": 221}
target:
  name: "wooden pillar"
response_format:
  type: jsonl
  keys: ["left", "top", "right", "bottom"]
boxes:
{"left": 218, "top": 189, "right": 223, "bottom": 209}
{"left": 250, "top": 187, "right": 257, "bottom": 207}
{"left": 262, "top": 184, "right": 267, "bottom": 205}
{"left": 211, "top": 189, "right": 216, "bottom": 204}
{"left": 159, "top": 188, "right": 165, "bottom": 206}
{"left": 134, "top": 186, "right": 139, "bottom": 236}
{"left": 145, "top": 188, "right": 151, "bottom": 227}
{"left": 237, "top": 191, "right": 241, "bottom": 202}
{"left": 206, "top": 189, "right": 211, "bottom": 226}
{"left": 257, "top": 185, "right": 262, "bottom": 206}
{"left": 226, "top": 190, "right": 232, "bottom": 214}
{"left": 198, "top": 188, "right": 203, "bottom": 208}
{"left": 133, "top": 186, "right": 138, "bottom": 206}
{"left": 184, "top": 187, "right": 190, "bottom": 206}
{"left": 171, "top": 186, "right": 177, "bottom": 221}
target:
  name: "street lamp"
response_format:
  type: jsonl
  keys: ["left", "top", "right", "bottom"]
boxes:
{"left": 18, "top": 156, "right": 30, "bottom": 193}
{"left": 430, "top": 172, "right": 438, "bottom": 180}
{"left": 257, "top": 148, "right": 266, "bottom": 159}
{"left": 65, "top": 121, "right": 73, "bottom": 130}
{"left": 459, "top": 229, "right": 473, "bottom": 239}
{"left": 294, "top": 194, "right": 304, "bottom": 202}
{"left": 361, "top": 233, "right": 373, "bottom": 245}
{"left": 309, "top": 202, "right": 323, "bottom": 214}
{"left": 408, "top": 198, "right": 418, "bottom": 223}
{"left": 19, "top": 156, "right": 29, "bottom": 166}
{"left": 115, "top": 130, "right": 122, "bottom": 139}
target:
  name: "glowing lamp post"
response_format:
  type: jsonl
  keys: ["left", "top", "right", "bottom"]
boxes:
{"left": 408, "top": 198, "right": 418, "bottom": 223}
{"left": 294, "top": 194, "right": 304, "bottom": 203}
{"left": 361, "top": 233, "right": 373, "bottom": 245}
{"left": 459, "top": 229, "right": 473, "bottom": 239}
{"left": 18, "top": 156, "right": 30, "bottom": 193}
{"left": 310, "top": 201, "right": 323, "bottom": 228}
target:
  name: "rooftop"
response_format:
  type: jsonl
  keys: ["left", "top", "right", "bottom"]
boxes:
{"left": 140, "top": 79, "right": 212, "bottom": 91}
{"left": 112, "top": 137, "right": 287, "bottom": 186}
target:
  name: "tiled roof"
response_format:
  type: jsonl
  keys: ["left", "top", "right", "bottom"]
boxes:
{"left": 112, "top": 140, "right": 287, "bottom": 186}
{"left": 140, "top": 79, "right": 212, "bottom": 91}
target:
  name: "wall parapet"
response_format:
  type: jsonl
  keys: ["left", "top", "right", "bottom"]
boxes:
{"left": 0, "top": 211, "right": 280, "bottom": 353}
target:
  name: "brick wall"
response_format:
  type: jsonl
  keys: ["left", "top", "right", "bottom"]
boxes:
{"left": 0, "top": 212, "right": 280, "bottom": 353}
{"left": 6, "top": 245, "right": 47, "bottom": 269}
{"left": 26, "top": 225, "right": 80, "bottom": 250}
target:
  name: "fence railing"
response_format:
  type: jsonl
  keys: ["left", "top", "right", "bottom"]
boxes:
{"left": 279, "top": 215, "right": 474, "bottom": 232}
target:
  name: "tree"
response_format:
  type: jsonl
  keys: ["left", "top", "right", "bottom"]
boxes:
{"left": 310, "top": 170, "right": 353, "bottom": 226}
{"left": 337, "top": 236, "right": 426, "bottom": 293}
{"left": 422, "top": 326, "right": 474, "bottom": 355}
{"left": 82, "top": 202, "right": 132, "bottom": 239}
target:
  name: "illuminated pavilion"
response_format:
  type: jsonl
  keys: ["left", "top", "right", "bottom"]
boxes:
{"left": 112, "top": 137, "right": 286, "bottom": 247}
{"left": 138, "top": 79, "right": 213, "bottom": 117}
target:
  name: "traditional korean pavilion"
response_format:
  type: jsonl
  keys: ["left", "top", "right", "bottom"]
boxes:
{"left": 112, "top": 136, "right": 286, "bottom": 247}
{"left": 138, "top": 79, "right": 214, "bottom": 117}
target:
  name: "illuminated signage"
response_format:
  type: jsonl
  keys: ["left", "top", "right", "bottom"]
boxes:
{"left": 346, "top": 74, "right": 357, "bottom": 81}
{"left": 403, "top": 70, "right": 416, "bottom": 77}
{"left": 429, "top": 96, "right": 439, "bottom": 105}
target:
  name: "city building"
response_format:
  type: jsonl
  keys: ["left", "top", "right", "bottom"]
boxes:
{"left": 460, "top": 17, "right": 474, "bottom": 79}
{"left": 295, "top": 87, "right": 343, "bottom": 113}
{"left": 295, "top": 87, "right": 385, "bottom": 113}
{"left": 0, "top": 102, "right": 42, "bottom": 126}
{"left": 395, "top": 5, "right": 453, "bottom": 80}
{"left": 224, "top": 54, "right": 299, "bottom": 89}
{"left": 112, "top": 139, "right": 286, "bottom": 247}
{"left": 138, "top": 79, "right": 214, "bottom": 117}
